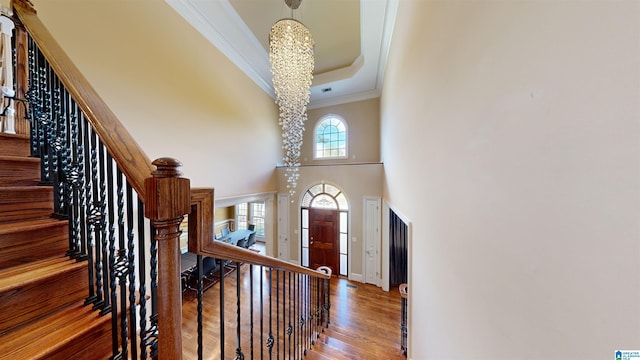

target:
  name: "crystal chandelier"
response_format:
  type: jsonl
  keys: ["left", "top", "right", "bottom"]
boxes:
{"left": 269, "top": 0, "right": 314, "bottom": 197}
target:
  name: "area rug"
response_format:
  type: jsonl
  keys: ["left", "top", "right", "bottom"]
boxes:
{"left": 182, "top": 263, "right": 238, "bottom": 301}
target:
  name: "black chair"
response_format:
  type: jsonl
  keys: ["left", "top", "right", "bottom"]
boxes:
{"left": 245, "top": 232, "right": 257, "bottom": 248}
{"left": 248, "top": 224, "right": 255, "bottom": 231}
{"left": 202, "top": 257, "right": 220, "bottom": 277}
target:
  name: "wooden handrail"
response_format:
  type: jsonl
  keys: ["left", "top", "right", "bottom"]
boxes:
{"left": 203, "top": 241, "right": 331, "bottom": 279}
{"left": 189, "top": 188, "right": 330, "bottom": 280}
{"left": 399, "top": 283, "right": 408, "bottom": 298}
{"left": 11, "top": 0, "right": 154, "bottom": 199}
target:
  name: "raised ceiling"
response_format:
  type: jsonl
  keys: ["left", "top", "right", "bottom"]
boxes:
{"left": 165, "top": 0, "right": 398, "bottom": 109}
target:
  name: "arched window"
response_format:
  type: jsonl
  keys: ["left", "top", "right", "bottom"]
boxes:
{"left": 300, "top": 183, "right": 349, "bottom": 276}
{"left": 314, "top": 115, "right": 347, "bottom": 159}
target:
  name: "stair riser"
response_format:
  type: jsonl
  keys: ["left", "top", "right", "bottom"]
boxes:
{"left": 0, "top": 158, "right": 41, "bottom": 186}
{"left": 0, "top": 187, "right": 54, "bottom": 222}
{"left": 44, "top": 319, "right": 113, "bottom": 360}
{"left": 0, "top": 135, "right": 30, "bottom": 157}
{"left": 0, "top": 222, "right": 68, "bottom": 268}
{"left": 0, "top": 264, "right": 87, "bottom": 334}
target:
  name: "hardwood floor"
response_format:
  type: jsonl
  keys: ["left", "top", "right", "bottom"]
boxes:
{"left": 181, "top": 263, "right": 405, "bottom": 359}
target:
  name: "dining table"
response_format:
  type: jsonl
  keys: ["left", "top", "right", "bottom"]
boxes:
{"left": 218, "top": 229, "right": 255, "bottom": 246}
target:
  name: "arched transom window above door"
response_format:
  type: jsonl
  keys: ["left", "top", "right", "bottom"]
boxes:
{"left": 301, "top": 183, "right": 349, "bottom": 276}
{"left": 301, "top": 183, "right": 349, "bottom": 210}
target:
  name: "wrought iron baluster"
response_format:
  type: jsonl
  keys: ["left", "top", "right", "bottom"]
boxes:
{"left": 235, "top": 262, "right": 244, "bottom": 360}
{"left": 260, "top": 265, "right": 264, "bottom": 360}
{"left": 313, "top": 277, "right": 318, "bottom": 343}
{"left": 137, "top": 197, "right": 149, "bottom": 360}
{"left": 267, "top": 268, "right": 274, "bottom": 360}
{"left": 88, "top": 129, "right": 106, "bottom": 310}
{"left": 298, "top": 273, "right": 303, "bottom": 359}
{"left": 37, "top": 65, "right": 51, "bottom": 185}
{"left": 316, "top": 278, "right": 321, "bottom": 339}
{"left": 116, "top": 167, "right": 129, "bottom": 358}
{"left": 197, "top": 254, "right": 204, "bottom": 360}
{"left": 287, "top": 272, "right": 292, "bottom": 359}
{"left": 93, "top": 140, "right": 109, "bottom": 313}
{"left": 148, "top": 224, "right": 159, "bottom": 359}
{"left": 220, "top": 258, "right": 226, "bottom": 360}
{"left": 249, "top": 264, "right": 254, "bottom": 360}
{"left": 106, "top": 152, "right": 119, "bottom": 357}
{"left": 93, "top": 139, "right": 109, "bottom": 305}
{"left": 312, "top": 276, "right": 317, "bottom": 345}
{"left": 52, "top": 83, "right": 62, "bottom": 216}
{"left": 68, "top": 107, "right": 86, "bottom": 261}
{"left": 300, "top": 274, "right": 305, "bottom": 357}
{"left": 26, "top": 39, "right": 37, "bottom": 156}
{"left": 312, "top": 276, "right": 316, "bottom": 346}
{"left": 305, "top": 275, "right": 309, "bottom": 356}
{"left": 276, "top": 269, "right": 279, "bottom": 358}
{"left": 295, "top": 273, "right": 299, "bottom": 360}
{"left": 282, "top": 270, "right": 287, "bottom": 358}
{"left": 78, "top": 111, "right": 97, "bottom": 306}
{"left": 28, "top": 49, "right": 46, "bottom": 165}
{"left": 126, "top": 182, "right": 137, "bottom": 360}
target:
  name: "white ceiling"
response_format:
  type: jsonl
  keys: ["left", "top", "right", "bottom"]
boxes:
{"left": 165, "top": 0, "right": 398, "bottom": 109}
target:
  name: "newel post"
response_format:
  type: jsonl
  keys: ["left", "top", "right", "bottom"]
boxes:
{"left": 145, "top": 158, "right": 190, "bottom": 359}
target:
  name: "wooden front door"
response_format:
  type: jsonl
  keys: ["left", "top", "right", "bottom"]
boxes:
{"left": 309, "top": 208, "right": 339, "bottom": 274}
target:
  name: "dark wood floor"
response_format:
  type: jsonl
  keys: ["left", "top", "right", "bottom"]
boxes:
{"left": 181, "top": 263, "right": 405, "bottom": 359}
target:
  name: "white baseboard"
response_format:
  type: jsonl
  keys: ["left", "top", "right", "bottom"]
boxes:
{"left": 349, "top": 273, "right": 364, "bottom": 283}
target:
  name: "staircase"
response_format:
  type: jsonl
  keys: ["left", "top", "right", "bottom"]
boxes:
{"left": 0, "top": 132, "right": 112, "bottom": 359}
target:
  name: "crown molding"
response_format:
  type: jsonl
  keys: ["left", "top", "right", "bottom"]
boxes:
{"left": 165, "top": 0, "right": 398, "bottom": 108}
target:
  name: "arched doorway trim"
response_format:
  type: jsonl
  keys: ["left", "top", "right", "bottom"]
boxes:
{"left": 300, "top": 183, "right": 349, "bottom": 276}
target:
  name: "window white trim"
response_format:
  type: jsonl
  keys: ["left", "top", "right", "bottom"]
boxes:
{"left": 313, "top": 114, "right": 349, "bottom": 160}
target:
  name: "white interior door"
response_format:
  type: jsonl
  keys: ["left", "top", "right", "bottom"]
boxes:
{"left": 364, "top": 197, "right": 381, "bottom": 286}
{"left": 277, "top": 194, "right": 290, "bottom": 260}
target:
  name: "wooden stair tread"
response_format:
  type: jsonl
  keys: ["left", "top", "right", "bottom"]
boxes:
{"left": 0, "top": 217, "right": 67, "bottom": 233}
{"left": 0, "top": 256, "right": 83, "bottom": 293}
{"left": 0, "top": 302, "right": 110, "bottom": 359}
{"left": 0, "top": 185, "right": 53, "bottom": 199}
{"left": 0, "top": 155, "right": 40, "bottom": 162}
{"left": 0, "top": 132, "right": 30, "bottom": 140}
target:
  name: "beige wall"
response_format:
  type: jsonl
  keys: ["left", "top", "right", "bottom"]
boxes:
{"left": 302, "top": 98, "right": 380, "bottom": 165}
{"left": 277, "top": 163, "right": 383, "bottom": 279}
{"left": 281, "top": 98, "right": 382, "bottom": 279}
{"left": 30, "top": 0, "right": 280, "bottom": 197}
{"left": 382, "top": 1, "right": 640, "bottom": 359}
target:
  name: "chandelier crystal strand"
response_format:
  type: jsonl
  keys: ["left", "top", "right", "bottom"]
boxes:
{"left": 269, "top": 18, "right": 314, "bottom": 197}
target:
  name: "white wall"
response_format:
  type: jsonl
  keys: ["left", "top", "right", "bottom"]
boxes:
{"left": 382, "top": 1, "right": 640, "bottom": 359}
